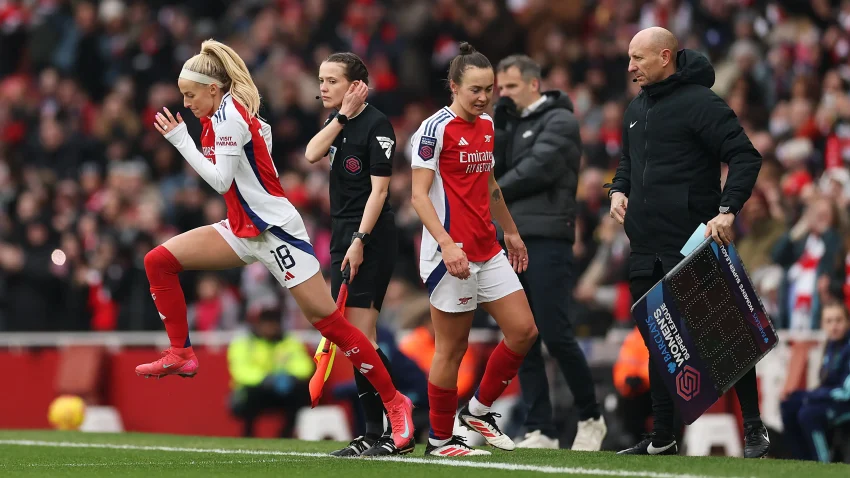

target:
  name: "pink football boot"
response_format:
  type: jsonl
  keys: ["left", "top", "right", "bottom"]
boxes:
{"left": 135, "top": 346, "right": 199, "bottom": 378}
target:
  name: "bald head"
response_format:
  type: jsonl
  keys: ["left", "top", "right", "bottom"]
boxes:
{"left": 636, "top": 27, "right": 679, "bottom": 53}
{"left": 628, "top": 27, "right": 679, "bottom": 87}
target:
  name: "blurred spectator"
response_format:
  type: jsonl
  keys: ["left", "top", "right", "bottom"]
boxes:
{"left": 780, "top": 301, "right": 850, "bottom": 462}
{"left": 773, "top": 195, "right": 844, "bottom": 329}
{"left": 227, "top": 305, "right": 313, "bottom": 438}
{"left": 188, "top": 273, "right": 241, "bottom": 332}
{"left": 612, "top": 327, "right": 651, "bottom": 443}
{"left": 574, "top": 214, "right": 631, "bottom": 330}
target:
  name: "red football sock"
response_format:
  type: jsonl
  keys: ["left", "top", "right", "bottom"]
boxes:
{"left": 314, "top": 309, "right": 396, "bottom": 401}
{"left": 428, "top": 382, "right": 457, "bottom": 441}
{"left": 144, "top": 245, "right": 190, "bottom": 349}
{"left": 475, "top": 340, "right": 524, "bottom": 406}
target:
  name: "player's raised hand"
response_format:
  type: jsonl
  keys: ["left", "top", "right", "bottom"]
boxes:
{"left": 442, "top": 243, "right": 470, "bottom": 280}
{"left": 154, "top": 107, "right": 183, "bottom": 136}
{"left": 504, "top": 232, "right": 528, "bottom": 273}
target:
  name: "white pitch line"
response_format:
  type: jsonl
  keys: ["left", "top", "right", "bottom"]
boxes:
{"left": 2, "top": 459, "right": 289, "bottom": 468}
{"left": 0, "top": 440, "right": 752, "bottom": 478}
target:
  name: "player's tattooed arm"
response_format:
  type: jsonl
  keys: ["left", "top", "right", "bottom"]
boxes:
{"left": 488, "top": 172, "right": 516, "bottom": 234}
{"left": 491, "top": 188, "right": 502, "bottom": 203}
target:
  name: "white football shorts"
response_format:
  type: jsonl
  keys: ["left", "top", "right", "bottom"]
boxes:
{"left": 420, "top": 250, "right": 524, "bottom": 313}
{"left": 212, "top": 214, "right": 320, "bottom": 289}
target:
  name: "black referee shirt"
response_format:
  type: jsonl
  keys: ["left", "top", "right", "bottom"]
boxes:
{"left": 325, "top": 104, "right": 396, "bottom": 219}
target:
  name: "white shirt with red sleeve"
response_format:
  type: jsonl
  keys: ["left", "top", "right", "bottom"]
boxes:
{"left": 166, "top": 92, "right": 298, "bottom": 238}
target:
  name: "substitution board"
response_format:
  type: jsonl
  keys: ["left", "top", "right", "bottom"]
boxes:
{"left": 631, "top": 235, "right": 778, "bottom": 424}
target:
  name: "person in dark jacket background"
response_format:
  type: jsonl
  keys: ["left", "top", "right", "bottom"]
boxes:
{"left": 780, "top": 301, "right": 850, "bottom": 463}
{"left": 604, "top": 27, "right": 768, "bottom": 458}
{"left": 493, "top": 54, "right": 606, "bottom": 451}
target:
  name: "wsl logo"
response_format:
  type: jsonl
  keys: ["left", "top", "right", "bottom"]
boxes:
{"left": 676, "top": 365, "right": 701, "bottom": 401}
{"left": 343, "top": 155, "right": 362, "bottom": 175}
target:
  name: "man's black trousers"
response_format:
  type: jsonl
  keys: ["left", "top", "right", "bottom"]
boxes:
{"left": 229, "top": 380, "right": 310, "bottom": 438}
{"left": 629, "top": 259, "right": 762, "bottom": 439}
{"left": 517, "top": 238, "right": 600, "bottom": 438}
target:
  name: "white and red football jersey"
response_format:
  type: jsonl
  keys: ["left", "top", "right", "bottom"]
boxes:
{"left": 199, "top": 93, "right": 297, "bottom": 238}
{"left": 410, "top": 106, "right": 501, "bottom": 262}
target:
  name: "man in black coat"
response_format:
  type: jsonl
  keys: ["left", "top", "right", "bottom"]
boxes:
{"left": 493, "top": 55, "right": 606, "bottom": 451}
{"left": 605, "top": 27, "right": 769, "bottom": 458}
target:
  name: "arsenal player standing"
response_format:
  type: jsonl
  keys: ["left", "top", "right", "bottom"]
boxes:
{"left": 409, "top": 42, "right": 538, "bottom": 457}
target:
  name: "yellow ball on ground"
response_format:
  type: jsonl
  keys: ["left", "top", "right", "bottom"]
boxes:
{"left": 48, "top": 395, "right": 86, "bottom": 431}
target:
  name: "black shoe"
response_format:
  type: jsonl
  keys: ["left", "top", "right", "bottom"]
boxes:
{"left": 617, "top": 434, "right": 678, "bottom": 455}
{"left": 330, "top": 436, "right": 375, "bottom": 457}
{"left": 743, "top": 423, "right": 770, "bottom": 458}
{"left": 457, "top": 404, "right": 516, "bottom": 450}
{"left": 361, "top": 436, "right": 415, "bottom": 456}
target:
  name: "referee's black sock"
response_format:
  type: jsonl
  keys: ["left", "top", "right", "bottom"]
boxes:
{"left": 353, "top": 347, "right": 394, "bottom": 441}
{"left": 734, "top": 367, "right": 763, "bottom": 427}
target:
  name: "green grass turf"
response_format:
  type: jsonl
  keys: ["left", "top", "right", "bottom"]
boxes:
{"left": 0, "top": 430, "right": 847, "bottom": 478}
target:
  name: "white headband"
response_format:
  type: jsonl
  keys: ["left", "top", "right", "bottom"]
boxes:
{"left": 179, "top": 69, "right": 225, "bottom": 87}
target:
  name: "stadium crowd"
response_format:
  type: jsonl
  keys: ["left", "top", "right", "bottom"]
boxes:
{"left": 0, "top": 0, "right": 849, "bottom": 340}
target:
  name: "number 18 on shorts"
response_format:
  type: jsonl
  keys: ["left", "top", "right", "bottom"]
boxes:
{"left": 213, "top": 217, "right": 320, "bottom": 288}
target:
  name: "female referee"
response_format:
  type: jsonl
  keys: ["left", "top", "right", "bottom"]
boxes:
{"left": 138, "top": 40, "right": 413, "bottom": 451}
{"left": 304, "top": 52, "right": 406, "bottom": 457}
{"left": 409, "top": 42, "right": 539, "bottom": 457}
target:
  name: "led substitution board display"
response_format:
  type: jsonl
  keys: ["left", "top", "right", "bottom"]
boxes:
{"left": 631, "top": 238, "right": 778, "bottom": 424}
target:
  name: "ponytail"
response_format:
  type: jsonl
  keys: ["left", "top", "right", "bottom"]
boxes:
{"left": 447, "top": 42, "right": 492, "bottom": 86}
{"left": 182, "top": 39, "right": 261, "bottom": 118}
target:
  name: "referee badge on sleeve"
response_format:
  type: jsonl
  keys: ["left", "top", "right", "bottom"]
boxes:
{"left": 418, "top": 136, "right": 437, "bottom": 161}
{"left": 329, "top": 145, "right": 337, "bottom": 165}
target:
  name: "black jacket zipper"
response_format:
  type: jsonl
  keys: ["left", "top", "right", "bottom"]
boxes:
{"left": 641, "top": 99, "right": 660, "bottom": 264}
{"left": 642, "top": 102, "right": 651, "bottom": 198}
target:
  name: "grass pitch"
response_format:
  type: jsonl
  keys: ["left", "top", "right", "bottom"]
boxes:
{"left": 0, "top": 430, "right": 847, "bottom": 477}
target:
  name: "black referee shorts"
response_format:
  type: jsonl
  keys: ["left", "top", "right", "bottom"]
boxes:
{"left": 329, "top": 212, "right": 397, "bottom": 311}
